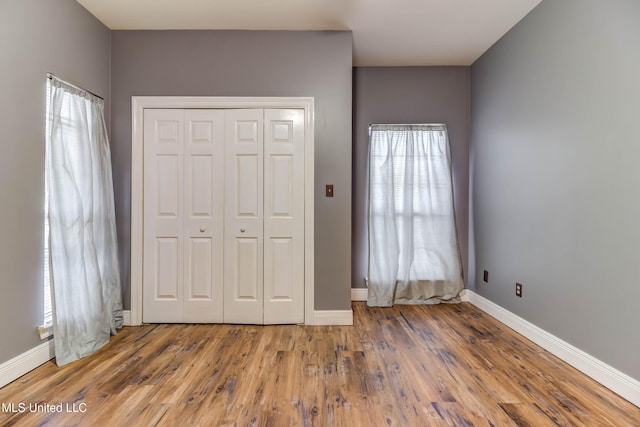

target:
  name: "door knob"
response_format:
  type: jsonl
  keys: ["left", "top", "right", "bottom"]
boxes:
{"left": 200, "top": 226, "right": 206, "bottom": 232}
{"left": 240, "top": 227, "right": 246, "bottom": 233}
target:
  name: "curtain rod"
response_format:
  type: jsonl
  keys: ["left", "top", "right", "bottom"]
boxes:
{"left": 369, "top": 123, "right": 446, "bottom": 127}
{"left": 47, "top": 73, "right": 104, "bottom": 101}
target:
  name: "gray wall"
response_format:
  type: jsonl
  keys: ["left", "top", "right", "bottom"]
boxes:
{"left": 353, "top": 67, "right": 470, "bottom": 288}
{"left": 470, "top": 0, "right": 640, "bottom": 380}
{"left": 0, "top": 0, "right": 110, "bottom": 363}
{"left": 111, "top": 30, "right": 353, "bottom": 311}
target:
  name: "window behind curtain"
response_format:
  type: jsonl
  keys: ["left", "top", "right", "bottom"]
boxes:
{"left": 46, "top": 74, "right": 123, "bottom": 365}
{"left": 367, "top": 124, "right": 463, "bottom": 306}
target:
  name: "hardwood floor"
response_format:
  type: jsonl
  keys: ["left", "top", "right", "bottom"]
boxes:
{"left": 1, "top": 302, "right": 638, "bottom": 426}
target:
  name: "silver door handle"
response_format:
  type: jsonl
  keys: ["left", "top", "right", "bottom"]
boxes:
{"left": 240, "top": 227, "right": 246, "bottom": 233}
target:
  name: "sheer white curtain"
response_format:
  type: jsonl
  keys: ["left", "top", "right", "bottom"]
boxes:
{"left": 46, "top": 76, "right": 122, "bottom": 365}
{"left": 367, "top": 124, "right": 463, "bottom": 306}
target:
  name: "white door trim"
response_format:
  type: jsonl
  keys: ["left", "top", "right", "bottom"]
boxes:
{"left": 131, "top": 96, "right": 315, "bottom": 325}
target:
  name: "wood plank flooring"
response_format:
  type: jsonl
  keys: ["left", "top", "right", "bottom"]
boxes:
{"left": 0, "top": 302, "right": 638, "bottom": 426}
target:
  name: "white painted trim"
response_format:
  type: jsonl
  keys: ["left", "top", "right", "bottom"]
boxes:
{"left": 131, "top": 96, "right": 315, "bottom": 325}
{"left": 0, "top": 341, "right": 55, "bottom": 388}
{"left": 462, "top": 290, "right": 640, "bottom": 408}
{"left": 35, "top": 309, "right": 131, "bottom": 341}
{"left": 312, "top": 310, "right": 353, "bottom": 326}
{"left": 303, "top": 99, "right": 315, "bottom": 327}
{"left": 351, "top": 288, "right": 368, "bottom": 301}
{"left": 122, "top": 310, "right": 131, "bottom": 326}
{"left": 4, "top": 311, "right": 132, "bottom": 388}
{"left": 37, "top": 324, "right": 53, "bottom": 340}
{"left": 131, "top": 96, "right": 144, "bottom": 326}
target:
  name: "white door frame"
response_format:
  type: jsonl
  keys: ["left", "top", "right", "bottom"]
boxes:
{"left": 130, "top": 96, "right": 315, "bottom": 326}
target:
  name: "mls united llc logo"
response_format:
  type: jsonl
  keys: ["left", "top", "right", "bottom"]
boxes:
{"left": 2, "top": 402, "right": 87, "bottom": 413}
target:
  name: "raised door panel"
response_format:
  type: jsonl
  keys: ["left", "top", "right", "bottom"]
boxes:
{"left": 263, "top": 109, "right": 305, "bottom": 324}
{"left": 143, "top": 109, "right": 184, "bottom": 323}
{"left": 224, "top": 109, "right": 264, "bottom": 324}
{"left": 235, "top": 238, "right": 259, "bottom": 299}
{"left": 235, "top": 155, "right": 260, "bottom": 217}
{"left": 187, "top": 238, "right": 213, "bottom": 297}
{"left": 155, "top": 238, "right": 180, "bottom": 299}
{"left": 183, "top": 110, "right": 224, "bottom": 322}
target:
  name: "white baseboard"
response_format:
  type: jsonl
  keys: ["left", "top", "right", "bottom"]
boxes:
{"left": 0, "top": 340, "right": 55, "bottom": 388}
{"left": 461, "top": 290, "right": 640, "bottom": 408}
{"left": 312, "top": 310, "right": 353, "bottom": 326}
{"left": 1, "top": 310, "right": 132, "bottom": 389}
{"left": 122, "top": 310, "right": 131, "bottom": 326}
{"left": 351, "top": 288, "right": 368, "bottom": 301}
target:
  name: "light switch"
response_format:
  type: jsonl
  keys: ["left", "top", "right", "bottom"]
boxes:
{"left": 326, "top": 184, "right": 334, "bottom": 197}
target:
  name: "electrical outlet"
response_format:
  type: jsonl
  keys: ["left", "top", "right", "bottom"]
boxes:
{"left": 515, "top": 283, "right": 523, "bottom": 297}
{"left": 483, "top": 270, "right": 489, "bottom": 283}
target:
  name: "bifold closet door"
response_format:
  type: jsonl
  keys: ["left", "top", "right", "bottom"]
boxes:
{"left": 263, "top": 109, "right": 305, "bottom": 324}
{"left": 223, "top": 109, "right": 305, "bottom": 324}
{"left": 223, "top": 109, "right": 265, "bottom": 324}
{"left": 144, "top": 107, "right": 305, "bottom": 325}
{"left": 143, "top": 109, "right": 224, "bottom": 323}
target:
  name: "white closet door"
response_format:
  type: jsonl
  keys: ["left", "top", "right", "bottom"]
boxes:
{"left": 263, "top": 109, "right": 305, "bottom": 324}
{"left": 183, "top": 110, "right": 225, "bottom": 322}
{"left": 143, "top": 109, "right": 184, "bottom": 322}
{"left": 144, "top": 107, "right": 305, "bottom": 325}
{"left": 224, "top": 109, "right": 264, "bottom": 324}
{"left": 143, "top": 109, "right": 225, "bottom": 323}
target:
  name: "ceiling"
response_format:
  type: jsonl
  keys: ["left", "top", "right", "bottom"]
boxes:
{"left": 76, "top": 0, "right": 542, "bottom": 66}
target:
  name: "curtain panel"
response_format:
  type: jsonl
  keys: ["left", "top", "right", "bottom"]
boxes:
{"left": 46, "top": 76, "right": 123, "bottom": 365}
{"left": 367, "top": 124, "right": 463, "bottom": 306}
